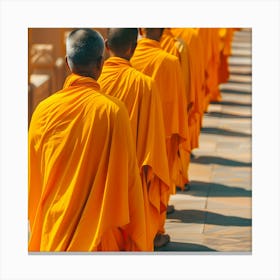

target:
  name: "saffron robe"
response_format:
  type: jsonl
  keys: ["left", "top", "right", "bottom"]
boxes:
{"left": 28, "top": 73, "right": 148, "bottom": 251}
{"left": 160, "top": 28, "right": 192, "bottom": 187}
{"left": 218, "top": 28, "right": 235, "bottom": 85}
{"left": 98, "top": 57, "right": 170, "bottom": 245}
{"left": 130, "top": 38, "right": 189, "bottom": 193}
{"left": 160, "top": 28, "right": 192, "bottom": 109}
{"left": 200, "top": 28, "right": 221, "bottom": 110}
{"left": 171, "top": 28, "right": 205, "bottom": 150}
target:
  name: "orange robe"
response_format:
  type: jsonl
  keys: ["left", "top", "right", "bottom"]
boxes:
{"left": 28, "top": 73, "right": 148, "bottom": 251}
{"left": 218, "top": 28, "right": 235, "bottom": 85}
{"left": 160, "top": 28, "right": 191, "bottom": 187}
{"left": 98, "top": 56, "right": 170, "bottom": 246}
{"left": 131, "top": 38, "right": 189, "bottom": 195}
{"left": 201, "top": 28, "right": 221, "bottom": 109}
{"left": 171, "top": 28, "right": 204, "bottom": 150}
{"left": 160, "top": 28, "right": 192, "bottom": 108}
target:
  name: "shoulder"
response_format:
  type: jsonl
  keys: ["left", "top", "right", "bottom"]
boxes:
{"left": 156, "top": 50, "right": 180, "bottom": 72}
{"left": 30, "top": 91, "right": 59, "bottom": 122}
{"left": 92, "top": 92, "right": 128, "bottom": 117}
{"left": 131, "top": 67, "right": 154, "bottom": 85}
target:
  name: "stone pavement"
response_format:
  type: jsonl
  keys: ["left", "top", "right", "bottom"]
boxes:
{"left": 157, "top": 29, "right": 252, "bottom": 252}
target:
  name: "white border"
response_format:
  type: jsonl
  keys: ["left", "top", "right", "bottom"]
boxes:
{"left": 1, "top": 0, "right": 279, "bottom": 279}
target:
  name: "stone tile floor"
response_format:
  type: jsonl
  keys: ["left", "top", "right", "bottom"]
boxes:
{"left": 156, "top": 29, "right": 252, "bottom": 253}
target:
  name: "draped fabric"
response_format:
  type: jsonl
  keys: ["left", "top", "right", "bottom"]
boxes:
{"left": 200, "top": 28, "right": 221, "bottom": 109}
{"left": 130, "top": 38, "right": 189, "bottom": 193}
{"left": 171, "top": 28, "right": 205, "bottom": 150}
{"left": 218, "top": 28, "right": 235, "bottom": 85}
{"left": 160, "top": 29, "right": 192, "bottom": 188}
{"left": 28, "top": 73, "right": 148, "bottom": 251}
{"left": 98, "top": 57, "right": 170, "bottom": 247}
{"left": 160, "top": 28, "right": 192, "bottom": 113}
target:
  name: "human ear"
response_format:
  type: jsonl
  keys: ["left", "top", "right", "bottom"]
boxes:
{"left": 139, "top": 28, "right": 144, "bottom": 36}
{"left": 104, "top": 39, "right": 110, "bottom": 51}
{"left": 65, "top": 56, "right": 71, "bottom": 72}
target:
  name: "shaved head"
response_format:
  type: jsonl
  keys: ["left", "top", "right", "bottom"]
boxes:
{"left": 106, "top": 28, "right": 138, "bottom": 59}
{"left": 66, "top": 28, "right": 105, "bottom": 74}
{"left": 142, "top": 28, "right": 164, "bottom": 41}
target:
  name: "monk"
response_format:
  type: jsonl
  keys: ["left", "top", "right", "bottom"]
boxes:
{"left": 171, "top": 28, "right": 205, "bottom": 151}
{"left": 160, "top": 28, "right": 192, "bottom": 108}
{"left": 218, "top": 28, "right": 235, "bottom": 85}
{"left": 160, "top": 28, "right": 192, "bottom": 189}
{"left": 98, "top": 28, "right": 170, "bottom": 249}
{"left": 200, "top": 28, "right": 221, "bottom": 111}
{"left": 130, "top": 28, "right": 189, "bottom": 226}
{"left": 28, "top": 28, "right": 148, "bottom": 252}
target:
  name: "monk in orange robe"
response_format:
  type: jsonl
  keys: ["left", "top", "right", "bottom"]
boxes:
{"left": 160, "top": 28, "right": 192, "bottom": 109}
{"left": 98, "top": 28, "right": 170, "bottom": 249}
{"left": 130, "top": 28, "right": 189, "bottom": 220}
{"left": 200, "top": 28, "right": 221, "bottom": 110}
{"left": 160, "top": 28, "right": 192, "bottom": 189}
{"left": 218, "top": 28, "right": 235, "bottom": 85}
{"left": 28, "top": 28, "right": 148, "bottom": 252}
{"left": 170, "top": 28, "right": 204, "bottom": 151}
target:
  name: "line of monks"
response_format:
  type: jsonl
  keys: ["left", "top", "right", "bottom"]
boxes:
{"left": 28, "top": 28, "right": 239, "bottom": 252}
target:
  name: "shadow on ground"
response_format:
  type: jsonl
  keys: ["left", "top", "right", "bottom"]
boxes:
{"left": 155, "top": 241, "right": 216, "bottom": 252}
{"left": 192, "top": 156, "right": 252, "bottom": 167}
{"left": 204, "top": 111, "right": 251, "bottom": 119}
{"left": 177, "top": 181, "right": 252, "bottom": 197}
{"left": 227, "top": 79, "right": 251, "bottom": 85}
{"left": 201, "top": 127, "right": 251, "bottom": 137}
{"left": 226, "top": 70, "right": 252, "bottom": 76}
{"left": 210, "top": 100, "right": 251, "bottom": 107}
{"left": 167, "top": 209, "right": 252, "bottom": 227}
{"left": 221, "top": 88, "right": 251, "bottom": 95}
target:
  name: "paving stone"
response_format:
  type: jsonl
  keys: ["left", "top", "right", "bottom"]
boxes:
{"left": 201, "top": 232, "right": 252, "bottom": 252}
{"left": 206, "top": 104, "right": 222, "bottom": 112}
{"left": 229, "top": 56, "right": 252, "bottom": 66}
{"left": 165, "top": 222, "right": 205, "bottom": 234}
{"left": 231, "top": 48, "right": 252, "bottom": 57}
{"left": 231, "top": 42, "right": 252, "bottom": 50}
{"left": 193, "top": 141, "right": 217, "bottom": 153}
{"left": 188, "top": 163, "right": 213, "bottom": 182}
{"left": 169, "top": 194, "right": 207, "bottom": 210}
{"left": 217, "top": 118, "right": 251, "bottom": 127}
{"left": 206, "top": 196, "right": 251, "bottom": 209}
{"left": 212, "top": 166, "right": 252, "bottom": 177}
{"left": 214, "top": 152, "right": 251, "bottom": 163}
{"left": 228, "top": 74, "right": 252, "bottom": 84}
{"left": 221, "top": 92, "right": 252, "bottom": 104}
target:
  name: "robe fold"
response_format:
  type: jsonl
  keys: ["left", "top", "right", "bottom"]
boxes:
{"left": 98, "top": 57, "right": 170, "bottom": 247}
{"left": 160, "top": 28, "right": 192, "bottom": 109}
{"left": 160, "top": 28, "right": 192, "bottom": 188}
{"left": 130, "top": 38, "right": 189, "bottom": 193}
{"left": 201, "top": 28, "right": 221, "bottom": 110}
{"left": 28, "top": 73, "right": 148, "bottom": 252}
{"left": 218, "top": 28, "right": 235, "bottom": 85}
{"left": 170, "top": 28, "right": 204, "bottom": 150}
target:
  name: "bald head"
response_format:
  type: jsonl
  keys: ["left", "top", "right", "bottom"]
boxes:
{"left": 66, "top": 28, "right": 105, "bottom": 78}
{"left": 106, "top": 28, "right": 138, "bottom": 60}
{"left": 141, "top": 28, "right": 164, "bottom": 42}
